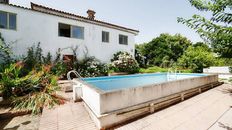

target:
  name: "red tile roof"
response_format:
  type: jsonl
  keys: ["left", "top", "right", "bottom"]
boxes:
{"left": 0, "top": 2, "right": 139, "bottom": 34}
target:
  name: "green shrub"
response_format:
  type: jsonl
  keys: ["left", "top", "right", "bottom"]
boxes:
{"left": 229, "top": 67, "right": 232, "bottom": 73}
{"left": 74, "top": 56, "right": 108, "bottom": 77}
{"left": 13, "top": 65, "right": 64, "bottom": 114}
{"left": 23, "top": 43, "right": 44, "bottom": 71}
{"left": 0, "top": 33, "right": 13, "bottom": 65}
{"left": 43, "top": 52, "right": 52, "bottom": 65}
{"left": 135, "top": 49, "right": 146, "bottom": 68}
{"left": 0, "top": 63, "right": 25, "bottom": 98}
{"left": 110, "top": 51, "right": 139, "bottom": 74}
{"left": 178, "top": 46, "right": 215, "bottom": 73}
{"left": 139, "top": 66, "right": 168, "bottom": 73}
{"left": 51, "top": 61, "right": 68, "bottom": 77}
{"left": 178, "top": 69, "right": 193, "bottom": 73}
{"left": 0, "top": 63, "right": 64, "bottom": 114}
{"left": 139, "top": 66, "right": 193, "bottom": 73}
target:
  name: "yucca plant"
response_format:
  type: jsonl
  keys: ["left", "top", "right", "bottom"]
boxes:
{"left": 12, "top": 65, "right": 65, "bottom": 114}
{"left": 0, "top": 63, "right": 65, "bottom": 114}
{"left": 0, "top": 63, "right": 29, "bottom": 99}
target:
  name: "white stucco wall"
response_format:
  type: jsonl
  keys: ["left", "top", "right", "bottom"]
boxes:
{"left": 203, "top": 66, "right": 230, "bottom": 74}
{"left": 0, "top": 4, "right": 137, "bottom": 63}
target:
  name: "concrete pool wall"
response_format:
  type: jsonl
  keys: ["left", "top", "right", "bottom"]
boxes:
{"left": 73, "top": 74, "right": 219, "bottom": 129}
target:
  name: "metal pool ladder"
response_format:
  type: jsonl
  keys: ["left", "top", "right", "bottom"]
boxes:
{"left": 67, "top": 70, "right": 83, "bottom": 80}
{"left": 167, "top": 68, "right": 178, "bottom": 80}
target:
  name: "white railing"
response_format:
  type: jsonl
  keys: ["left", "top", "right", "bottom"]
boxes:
{"left": 67, "top": 70, "right": 83, "bottom": 81}
{"left": 167, "top": 68, "right": 177, "bottom": 80}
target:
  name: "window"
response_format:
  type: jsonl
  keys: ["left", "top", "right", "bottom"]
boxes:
{"left": 58, "top": 23, "right": 84, "bottom": 39}
{"left": 59, "top": 23, "right": 71, "bottom": 37}
{"left": 72, "top": 26, "right": 84, "bottom": 39}
{"left": 1, "top": 0, "right": 9, "bottom": 4}
{"left": 102, "top": 31, "right": 109, "bottom": 43}
{"left": 0, "top": 12, "right": 7, "bottom": 29}
{"left": 119, "top": 34, "right": 128, "bottom": 45}
{"left": 9, "top": 13, "right": 16, "bottom": 30}
{"left": 0, "top": 11, "right": 16, "bottom": 30}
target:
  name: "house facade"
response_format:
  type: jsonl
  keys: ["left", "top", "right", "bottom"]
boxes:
{"left": 0, "top": 2, "right": 139, "bottom": 63}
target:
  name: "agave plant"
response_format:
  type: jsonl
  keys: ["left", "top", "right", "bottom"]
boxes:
{"left": 0, "top": 63, "right": 65, "bottom": 114}
{"left": 0, "top": 63, "right": 28, "bottom": 99}
{"left": 13, "top": 65, "right": 65, "bottom": 114}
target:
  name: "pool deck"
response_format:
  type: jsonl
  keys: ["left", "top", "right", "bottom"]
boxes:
{"left": 39, "top": 84, "right": 232, "bottom": 130}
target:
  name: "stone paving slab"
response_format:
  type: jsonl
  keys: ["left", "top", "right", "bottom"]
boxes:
{"left": 116, "top": 84, "right": 232, "bottom": 130}
{"left": 0, "top": 114, "right": 40, "bottom": 130}
{"left": 39, "top": 102, "right": 97, "bottom": 130}
{"left": 39, "top": 84, "right": 232, "bottom": 130}
{"left": 208, "top": 108, "right": 232, "bottom": 130}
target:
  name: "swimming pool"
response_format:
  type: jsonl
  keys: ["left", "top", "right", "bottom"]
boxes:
{"left": 73, "top": 73, "right": 219, "bottom": 129}
{"left": 83, "top": 73, "right": 209, "bottom": 91}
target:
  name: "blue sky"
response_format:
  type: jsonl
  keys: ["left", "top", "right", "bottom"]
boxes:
{"left": 11, "top": 0, "right": 209, "bottom": 44}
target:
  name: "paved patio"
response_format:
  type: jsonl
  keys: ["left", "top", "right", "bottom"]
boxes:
{"left": 39, "top": 102, "right": 97, "bottom": 130}
{"left": 39, "top": 84, "right": 232, "bottom": 130}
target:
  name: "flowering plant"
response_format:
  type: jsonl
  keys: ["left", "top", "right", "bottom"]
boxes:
{"left": 74, "top": 56, "right": 108, "bottom": 77}
{"left": 110, "top": 51, "right": 139, "bottom": 73}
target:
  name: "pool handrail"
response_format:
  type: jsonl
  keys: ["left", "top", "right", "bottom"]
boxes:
{"left": 67, "top": 70, "right": 83, "bottom": 80}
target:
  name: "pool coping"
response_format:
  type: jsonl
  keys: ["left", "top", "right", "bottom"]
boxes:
{"left": 83, "top": 81, "right": 222, "bottom": 129}
{"left": 74, "top": 73, "right": 217, "bottom": 94}
{"left": 73, "top": 73, "right": 219, "bottom": 129}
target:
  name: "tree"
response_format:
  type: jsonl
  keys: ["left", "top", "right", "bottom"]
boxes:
{"left": 178, "top": 46, "right": 215, "bottom": 73}
{"left": 193, "top": 42, "right": 212, "bottom": 52}
{"left": 135, "top": 49, "right": 146, "bottom": 68}
{"left": 136, "top": 33, "right": 192, "bottom": 66}
{"left": 178, "top": 0, "right": 232, "bottom": 58}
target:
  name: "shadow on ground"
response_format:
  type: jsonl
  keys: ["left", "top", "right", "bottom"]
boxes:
{"left": 218, "top": 122, "right": 232, "bottom": 130}
{"left": 0, "top": 117, "right": 32, "bottom": 130}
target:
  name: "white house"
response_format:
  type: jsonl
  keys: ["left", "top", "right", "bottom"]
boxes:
{"left": 0, "top": 1, "right": 139, "bottom": 63}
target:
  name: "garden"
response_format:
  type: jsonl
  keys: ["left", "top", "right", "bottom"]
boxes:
{"left": 1, "top": 31, "right": 232, "bottom": 116}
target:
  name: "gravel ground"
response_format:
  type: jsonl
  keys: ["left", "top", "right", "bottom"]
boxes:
{"left": 0, "top": 114, "right": 40, "bottom": 130}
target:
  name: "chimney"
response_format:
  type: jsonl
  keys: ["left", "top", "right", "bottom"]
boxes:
{"left": 0, "top": 0, "right": 9, "bottom": 4}
{"left": 87, "top": 9, "right": 96, "bottom": 20}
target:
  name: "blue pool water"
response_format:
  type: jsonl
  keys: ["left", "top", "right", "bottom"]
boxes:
{"left": 83, "top": 73, "right": 208, "bottom": 91}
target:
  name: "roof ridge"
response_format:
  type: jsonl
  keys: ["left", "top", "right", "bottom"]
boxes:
{"left": 30, "top": 2, "right": 88, "bottom": 20}
{"left": 30, "top": 2, "right": 139, "bottom": 33}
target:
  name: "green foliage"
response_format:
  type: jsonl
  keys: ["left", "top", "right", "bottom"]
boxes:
{"left": 193, "top": 42, "right": 212, "bottom": 52}
{"left": 43, "top": 52, "right": 52, "bottom": 65}
{"left": 74, "top": 56, "right": 108, "bottom": 77}
{"left": 135, "top": 49, "right": 146, "bottom": 68}
{"left": 178, "top": 0, "right": 232, "bottom": 58}
{"left": 24, "top": 43, "right": 44, "bottom": 70}
{"left": 178, "top": 46, "right": 216, "bottom": 73}
{"left": 13, "top": 66, "right": 64, "bottom": 114}
{"left": 51, "top": 48, "right": 68, "bottom": 77}
{"left": 137, "top": 33, "right": 192, "bottom": 66}
{"left": 139, "top": 66, "right": 168, "bottom": 73}
{"left": 0, "top": 63, "right": 26, "bottom": 98}
{"left": 0, "top": 63, "right": 64, "bottom": 114}
{"left": 139, "top": 66, "right": 193, "bottom": 73}
{"left": 0, "top": 33, "right": 13, "bottom": 64}
{"left": 229, "top": 67, "right": 232, "bottom": 73}
{"left": 51, "top": 62, "right": 67, "bottom": 77}
{"left": 110, "top": 51, "right": 139, "bottom": 73}
{"left": 22, "top": 44, "right": 68, "bottom": 77}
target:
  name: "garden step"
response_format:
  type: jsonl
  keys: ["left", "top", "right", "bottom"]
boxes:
{"left": 58, "top": 80, "right": 73, "bottom": 92}
{"left": 56, "top": 91, "right": 73, "bottom": 101}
